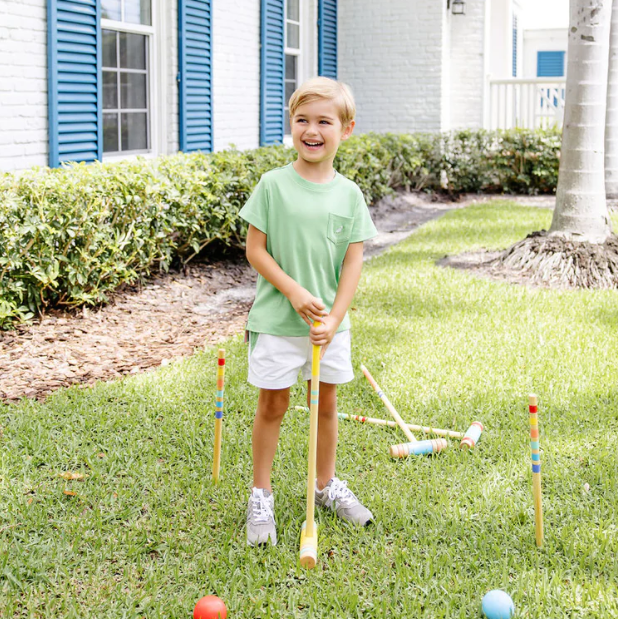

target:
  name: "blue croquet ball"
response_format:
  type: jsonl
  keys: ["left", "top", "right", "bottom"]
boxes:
{"left": 482, "top": 589, "right": 515, "bottom": 619}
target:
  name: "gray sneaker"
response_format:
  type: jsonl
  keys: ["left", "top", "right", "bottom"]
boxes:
{"left": 246, "top": 488, "right": 277, "bottom": 546}
{"left": 315, "top": 477, "right": 374, "bottom": 526}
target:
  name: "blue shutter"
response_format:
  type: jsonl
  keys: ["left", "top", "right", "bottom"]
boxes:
{"left": 47, "top": 0, "right": 102, "bottom": 168}
{"left": 537, "top": 51, "right": 565, "bottom": 77}
{"left": 178, "top": 0, "right": 213, "bottom": 152}
{"left": 260, "top": 0, "right": 284, "bottom": 146}
{"left": 318, "top": 0, "right": 337, "bottom": 78}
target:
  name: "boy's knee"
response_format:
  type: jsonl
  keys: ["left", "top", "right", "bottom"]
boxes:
{"left": 257, "top": 389, "right": 289, "bottom": 422}
{"left": 318, "top": 405, "right": 337, "bottom": 420}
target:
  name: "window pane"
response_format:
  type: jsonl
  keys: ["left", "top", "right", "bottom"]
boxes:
{"left": 103, "top": 71, "right": 118, "bottom": 109}
{"left": 119, "top": 32, "right": 146, "bottom": 70}
{"left": 103, "top": 113, "right": 119, "bottom": 152}
{"left": 102, "top": 30, "right": 117, "bottom": 68}
{"left": 286, "top": 0, "right": 299, "bottom": 22}
{"left": 285, "top": 80, "right": 295, "bottom": 105}
{"left": 284, "top": 114, "right": 291, "bottom": 135}
{"left": 101, "top": 0, "right": 121, "bottom": 20}
{"left": 286, "top": 23, "right": 299, "bottom": 49}
{"left": 120, "top": 72, "right": 147, "bottom": 109}
{"left": 285, "top": 55, "right": 296, "bottom": 80}
{"left": 121, "top": 113, "right": 148, "bottom": 151}
{"left": 124, "top": 0, "right": 152, "bottom": 25}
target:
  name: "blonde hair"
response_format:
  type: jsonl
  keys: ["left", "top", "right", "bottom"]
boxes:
{"left": 288, "top": 77, "right": 356, "bottom": 127}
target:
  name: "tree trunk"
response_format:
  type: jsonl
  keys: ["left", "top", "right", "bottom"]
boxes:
{"left": 550, "top": 0, "right": 613, "bottom": 243}
{"left": 605, "top": 0, "right": 618, "bottom": 198}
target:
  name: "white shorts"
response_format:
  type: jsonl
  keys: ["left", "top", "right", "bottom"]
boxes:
{"left": 247, "top": 330, "right": 354, "bottom": 390}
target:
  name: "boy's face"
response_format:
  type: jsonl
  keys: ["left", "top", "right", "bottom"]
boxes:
{"left": 290, "top": 98, "right": 355, "bottom": 166}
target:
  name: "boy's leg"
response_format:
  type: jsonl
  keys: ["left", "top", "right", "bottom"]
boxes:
{"left": 247, "top": 387, "right": 289, "bottom": 547}
{"left": 306, "top": 381, "right": 338, "bottom": 491}
{"left": 252, "top": 387, "right": 290, "bottom": 491}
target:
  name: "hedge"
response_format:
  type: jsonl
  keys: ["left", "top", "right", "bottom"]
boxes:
{"left": 0, "top": 128, "right": 561, "bottom": 328}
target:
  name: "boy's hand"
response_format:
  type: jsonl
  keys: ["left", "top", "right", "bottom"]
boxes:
{"left": 290, "top": 287, "right": 327, "bottom": 326}
{"left": 310, "top": 315, "right": 338, "bottom": 357}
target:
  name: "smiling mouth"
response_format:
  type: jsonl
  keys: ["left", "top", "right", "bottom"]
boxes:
{"left": 303, "top": 141, "right": 323, "bottom": 148}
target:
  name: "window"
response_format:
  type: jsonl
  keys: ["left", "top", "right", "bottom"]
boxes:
{"left": 537, "top": 51, "right": 566, "bottom": 78}
{"left": 284, "top": 0, "right": 301, "bottom": 135}
{"left": 101, "top": 0, "right": 153, "bottom": 155}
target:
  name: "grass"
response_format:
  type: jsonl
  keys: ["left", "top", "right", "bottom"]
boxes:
{"left": 1, "top": 200, "right": 618, "bottom": 618}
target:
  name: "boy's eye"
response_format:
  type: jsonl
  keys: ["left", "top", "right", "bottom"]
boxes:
{"left": 320, "top": 120, "right": 331, "bottom": 125}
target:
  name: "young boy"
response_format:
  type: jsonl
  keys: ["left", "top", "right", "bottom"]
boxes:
{"left": 239, "top": 77, "right": 377, "bottom": 547}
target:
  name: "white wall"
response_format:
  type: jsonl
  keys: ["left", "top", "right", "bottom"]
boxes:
{"left": 488, "top": 0, "right": 512, "bottom": 79}
{"left": 0, "top": 0, "right": 48, "bottom": 172}
{"left": 522, "top": 28, "right": 568, "bottom": 78}
{"left": 212, "top": 1, "right": 261, "bottom": 151}
{"left": 338, "top": 0, "right": 446, "bottom": 133}
{"left": 448, "top": 0, "right": 485, "bottom": 129}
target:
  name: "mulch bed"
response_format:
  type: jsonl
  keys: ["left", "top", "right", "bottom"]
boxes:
{"left": 0, "top": 258, "right": 256, "bottom": 402}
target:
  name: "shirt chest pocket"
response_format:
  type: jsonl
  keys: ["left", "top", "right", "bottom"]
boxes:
{"left": 327, "top": 213, "right": 354, "bottom": 246}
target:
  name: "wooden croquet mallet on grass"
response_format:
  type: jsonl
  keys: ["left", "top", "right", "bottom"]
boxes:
{"left": 299, "top": 323, "right": 321, "bottom": 569}
{"left": 390, "top": 438, "right": 448, "bottom": 458}
{"left": 460, "top": 421, "right": 484, "bottom": 449}
{"left": 293, "top": 408, "right": 465, "bottom": 439}
{"left": 212, "top": 349, "right": 225, "bottom": 484}
{"left": 360, "top": 364, "right": 417, "bottom": 443}
{"left": 529, "top": 394, "right": 543, "bottom": 547}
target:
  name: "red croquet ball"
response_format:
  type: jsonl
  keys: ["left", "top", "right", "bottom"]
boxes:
{"left": 193, "top": 595, "right": 227, "bottom": 619}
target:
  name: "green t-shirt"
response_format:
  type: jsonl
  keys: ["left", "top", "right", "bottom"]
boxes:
{"left": 239, "top": 163, "right": 378, "bottom": 336}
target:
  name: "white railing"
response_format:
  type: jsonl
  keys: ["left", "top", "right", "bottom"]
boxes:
{"left": 487, "top": 77, "right": 566, "bottom": 130}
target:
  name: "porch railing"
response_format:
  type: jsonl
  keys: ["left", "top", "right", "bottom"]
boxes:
{"left": 487, "top": 77, "right": 566, "bottom": 131}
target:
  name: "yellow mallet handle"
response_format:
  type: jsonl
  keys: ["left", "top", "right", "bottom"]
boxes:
{"left": 300, "top": 324, "right": 321, "bottom": 568}
{"left": 361, "top": 364, "right": 417, "bottom": 442}
{"left": 212, "top": 348, "right": 225, "bottom": 483}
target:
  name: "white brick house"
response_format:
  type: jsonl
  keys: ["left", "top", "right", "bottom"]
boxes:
{"left": 0, "top": 0, "right": 522, "bottom": 173}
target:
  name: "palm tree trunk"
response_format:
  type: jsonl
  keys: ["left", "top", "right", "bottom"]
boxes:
{"left": 605, "top": 0, "right": 618, "bottom": 198}
{"left": 550, "top": 0, "right": 613, "bottom": 243}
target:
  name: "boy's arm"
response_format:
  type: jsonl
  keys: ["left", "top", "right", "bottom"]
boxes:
{"left": 246, "top": 224, "right": 326, "bottom": 326}
{"left": 310, "top": 241, "right": 364, "bottom": 349}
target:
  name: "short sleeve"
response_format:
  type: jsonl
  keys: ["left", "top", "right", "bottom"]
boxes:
{"left": 349, "top": 188, "right": 378, "bottom": 243}
{"left": 239, "top": 176, "right": 270, "bottom": 234}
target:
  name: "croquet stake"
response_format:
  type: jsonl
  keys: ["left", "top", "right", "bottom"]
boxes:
{"left": 212, "top": 349, "right": 225, "bottom": 483}
{"left": 529, "top": 394, "right": 543, "bottom": 547}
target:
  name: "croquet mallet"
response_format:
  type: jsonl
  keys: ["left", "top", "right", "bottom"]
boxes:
{"left": 299, "top": 324, "right": 321, "bottom": 569}
{"left": 293, "top": 407, "right": 464, "bottom": 439}
{"left": 361, "top": 365, "right": 452, "bottom": 458}
{"left": 360, "top": 364, "right": 417, "bottom": 443}
{"left": 212, "top": 348, "right": 225, "bottom": 483}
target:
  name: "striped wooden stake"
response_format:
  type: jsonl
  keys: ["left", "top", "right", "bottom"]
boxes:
{"left": 212, "top": 349, "right": 225, "bottom": 483}
{"left": 293, "top": 407, "right": 464, "bottom": 439}
{"left": 529, "top": 394, "right": 543, "bottom": 547}
{"left": 299, "top": 323, "right": 320, "bottom": 569}
{"left": 361, "top": 365, "right": 417, "bottom": 443}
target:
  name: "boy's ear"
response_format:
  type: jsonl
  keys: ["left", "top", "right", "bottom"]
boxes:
{"left": 341, "top": 119, "right": 355, "bottom": 141}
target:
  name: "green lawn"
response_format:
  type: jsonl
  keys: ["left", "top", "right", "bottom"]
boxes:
{"left": 2, "top": 201, "right": 618, "bottom": 618}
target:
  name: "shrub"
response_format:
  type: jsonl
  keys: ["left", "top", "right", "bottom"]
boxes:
{"left": 0, "top": 128, "right": 560, "bottom": 327}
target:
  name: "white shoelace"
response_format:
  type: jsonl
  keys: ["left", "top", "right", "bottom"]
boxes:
{"left": 250, "top": 490, "right": 274, "bottom": 523}
{"left": 326, "top": 478, "right": 357, "bottom": 507}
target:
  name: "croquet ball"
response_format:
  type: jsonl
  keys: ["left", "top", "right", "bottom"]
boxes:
{"left": 193, "top": 595, "right": 227, "bottom": 619}
{"left": 481, "top": 590, "right": 514, "bottom": 619}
